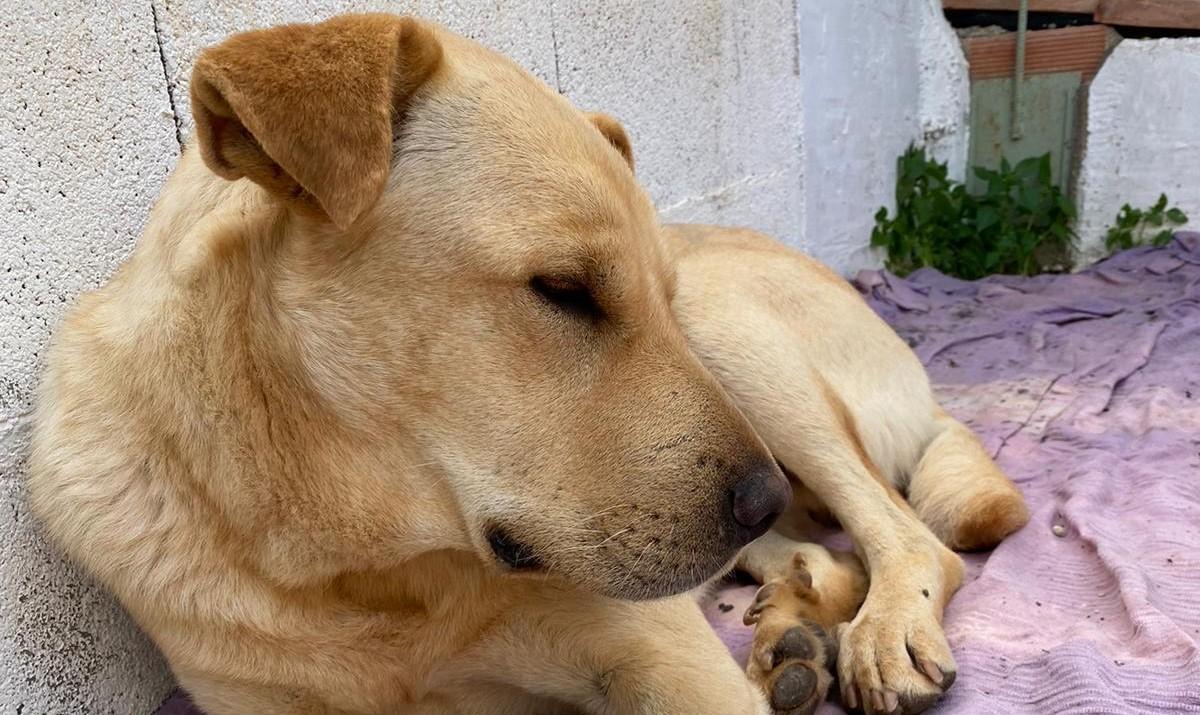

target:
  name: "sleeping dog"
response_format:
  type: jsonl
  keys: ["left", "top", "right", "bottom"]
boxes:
{"left": 29, "top": 14, "right": 1026, "bottom": 715}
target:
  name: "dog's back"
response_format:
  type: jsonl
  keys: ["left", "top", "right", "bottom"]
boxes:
{"left": 666, "top": 223, "right": 1028, "bottom": 550}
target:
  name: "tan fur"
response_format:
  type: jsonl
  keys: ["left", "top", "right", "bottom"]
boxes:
{"left": 30, "top": 15, "right": 782, "bottom": 715}
{"left": 667, "top": 224, "right": 1029, "bottom": 712}
{"left": 28, "top": 13, "right": 1026, "bottom": 715}
{"left": 586, "top": 112, "right": 636, "bottom": 172}
{"left": 908, "top": 411, "right": 1030, "bottom": 551}
{"left": 191, "top": 15, "right": 444, "bottom": 228}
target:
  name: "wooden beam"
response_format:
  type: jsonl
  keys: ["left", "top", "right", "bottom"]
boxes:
{"left": 1096, "top": 0, "right": 1200, "bottom": 30}
{"left": 942, "top": 0, "right": 1099, "bottom": 12}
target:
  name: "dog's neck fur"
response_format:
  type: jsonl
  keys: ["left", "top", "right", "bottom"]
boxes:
{"left": 119, "top": 149, "right": 472, "bottom": 595}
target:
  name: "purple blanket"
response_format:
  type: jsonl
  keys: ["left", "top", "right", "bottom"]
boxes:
{"left": 156, "top": 237, "right": 1200, "bottom": 714}
{"left": 706, "top": 233, "right": 1200, "bottom": 714}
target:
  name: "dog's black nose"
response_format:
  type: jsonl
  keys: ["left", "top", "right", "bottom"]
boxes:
{"left": 729, "top": 462, "right": 791, "bottom": 543}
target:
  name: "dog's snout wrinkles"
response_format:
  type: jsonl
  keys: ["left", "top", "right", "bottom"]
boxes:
{"left": 730, "top": 463, "right": 791, "bottom": 543}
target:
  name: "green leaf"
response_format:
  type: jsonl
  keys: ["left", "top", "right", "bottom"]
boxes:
{"left": 1017, "top": 185, "right": 1041, "bottom": 212}
{"left": 872, "top": 149, "right": 1083, "bottom": 279}
{"left": 1013, "top": 156, "right": 1040, "bottom": 180}
{"left": 976, "top": 206, "right": 1001, "bottom": 232}
{"left": 1167, "top": 208, "right": 1189, "bottom": 224}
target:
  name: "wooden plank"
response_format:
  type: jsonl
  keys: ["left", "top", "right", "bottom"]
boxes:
{"left": 942, "top": 0, "right": 1098, "bottom": 12}
{"left": 1096, "top": 0, "right": 1200, "bottom": 30}
{"left": 964, "top": 25, "right": 1117, "bottom": 81}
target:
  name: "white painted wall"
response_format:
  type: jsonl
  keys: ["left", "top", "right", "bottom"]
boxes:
{"left": 798, "top": 0, "right": 970, "bottom": 274}
{"left": 0, "top": 2, "right": 965, "bottom": 713}
{"left": 1075, "top": 38, "right": 1200, "bottom": 264}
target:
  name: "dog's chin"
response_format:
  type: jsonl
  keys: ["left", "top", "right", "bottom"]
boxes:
{"left": 484, "top": 522, "right": 740, "bottom": 601}
{"left": 571, "top": 548, "right": 742, "bottom": 602}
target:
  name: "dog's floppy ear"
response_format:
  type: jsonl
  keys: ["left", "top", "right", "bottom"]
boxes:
{"left": 190, "top": 14, "right": 442, "bottom": 229}
{"left": 587, "top": 112, "right": 634, "bottom": 172}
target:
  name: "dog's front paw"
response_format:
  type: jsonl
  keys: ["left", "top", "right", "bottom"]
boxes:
{"left": 835, "top": 598, "right": 956, "bottom": 714}
{"left": 744, "top": 578, "right": 837, "bottom": 715}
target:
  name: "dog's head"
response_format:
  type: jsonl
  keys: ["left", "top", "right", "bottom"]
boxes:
{"left": 189, "top": 14, "right": 788, "bottom": 599}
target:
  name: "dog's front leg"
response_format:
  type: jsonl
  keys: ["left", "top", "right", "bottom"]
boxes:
{"left": 770, "top": 441, "right": 964, "bottom": 715}
{"left": 451, "top": 590, "right": 769, "bottom": 715}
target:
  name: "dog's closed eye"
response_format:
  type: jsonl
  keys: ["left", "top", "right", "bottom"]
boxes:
{"left": 530, "top": 276, "right": 602, "bottom": 321}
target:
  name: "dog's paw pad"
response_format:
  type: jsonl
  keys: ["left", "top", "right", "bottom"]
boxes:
{"left": 769, "top": 661, "right": 818, "bottom": 712}
{"left": 747, "top": 605, "right": 835, "bottom": 714}
{"left": 772, "top": 624, "right": 819, "bottom": 665}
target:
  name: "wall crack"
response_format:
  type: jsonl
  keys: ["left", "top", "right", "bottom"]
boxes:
{"left": 549, "top": 1, "right": 563, "bottom": 93}
{"left": 150, "top": 1, "right": 183, "bottom": 149}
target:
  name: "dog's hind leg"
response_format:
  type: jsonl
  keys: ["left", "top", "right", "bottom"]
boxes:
{"left": 906, "top": 411, "right": 1029, "bottom": 552}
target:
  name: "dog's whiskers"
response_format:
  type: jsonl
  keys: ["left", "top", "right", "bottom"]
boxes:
{"left": 579, "top": 504, "right": 634, "bottom": 524}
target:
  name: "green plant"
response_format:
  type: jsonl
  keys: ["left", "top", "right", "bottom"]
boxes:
{"left": 871, "top": 146, "right": 1077, "bottom": 279}
{"left": 1104, "top": 194, "right": 1188, "bottom": 252}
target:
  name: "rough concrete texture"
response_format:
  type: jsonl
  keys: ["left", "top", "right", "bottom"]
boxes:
{"left": 0, "top": 3, "right": 179, "bottom": 714}
{"left": 552, "top": 0, "right": 806, "bottom": 241}
{"left": 1075, "top": 38, "right": 1200, "bottom": 264}
{"left": 798, "top": 0, "right": 970, "bottom": 274}
{"left": 152, "top": 0, "right": 808, "bottom": 247}
{"left": 1, "top": 2, "right": 968, "bottom": 713}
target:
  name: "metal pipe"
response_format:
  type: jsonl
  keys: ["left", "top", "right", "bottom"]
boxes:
{"left": 1012, "top": 0, "right": 1028, "bottom": 140}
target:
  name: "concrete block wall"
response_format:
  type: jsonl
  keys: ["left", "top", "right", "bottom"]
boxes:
{"left": 1075, "top": 38, "right": 1200, "bottom": 263}
{"left": 1, "top": 2, "right": 965, "bottom": 713}
{"left": 1, "top": 3, "right": 180, "bottom": 713}
{"left": 798, "top": 0, "right": 970, "bottom": 273}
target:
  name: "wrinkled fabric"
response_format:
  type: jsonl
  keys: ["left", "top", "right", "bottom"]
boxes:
{"left": 705, "top": 233, "right": 1200, "bottom": 714}
{"left": 154, "top": 237, "right": 1200, "bottom": 715}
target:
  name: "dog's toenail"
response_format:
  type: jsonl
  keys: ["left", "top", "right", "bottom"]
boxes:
{"left": 884, "top": 689, "right": 900, "bottom": 712}
{"left": 941, "top": 667, "right": 958, "bottom": 690}
{"left": 871, "top": 689, "right": 886, "bottom": 712}
{"left": 772, "top": 625, "right": 817, "bottom": 666}
{"left": 918, "top": 657, "right": 944, "bottom": 687}
{"left": 843, "top": 687, "right": 858, "bottom": 710}
{"left": 770, "top": 663, "right": 816, "bottom": 710}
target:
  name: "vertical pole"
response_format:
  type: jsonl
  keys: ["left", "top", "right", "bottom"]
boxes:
{"left": 1012, "top": 0, "right": 1028, "bottom": 140}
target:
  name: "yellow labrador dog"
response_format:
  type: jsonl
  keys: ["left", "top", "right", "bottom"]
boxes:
{"left": 28, "top": 13, "right": 1026, "bottom": 715}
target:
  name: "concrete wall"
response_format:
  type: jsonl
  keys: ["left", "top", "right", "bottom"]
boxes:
{"left": 798, "top": 0, "right": 970, "bottom": 273}
{"left": 1, "top": 3, "right": 181, "bottom": 713}
{"left": 0, "top": 2, "right": 964, "bottom": 713}
{"left": 1075, "top": 38, "right": 1200, "bottom": 264}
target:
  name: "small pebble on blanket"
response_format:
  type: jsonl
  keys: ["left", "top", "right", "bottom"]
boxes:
{"left": 156, "top": 235, "right": 1200, "bottom": 715}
